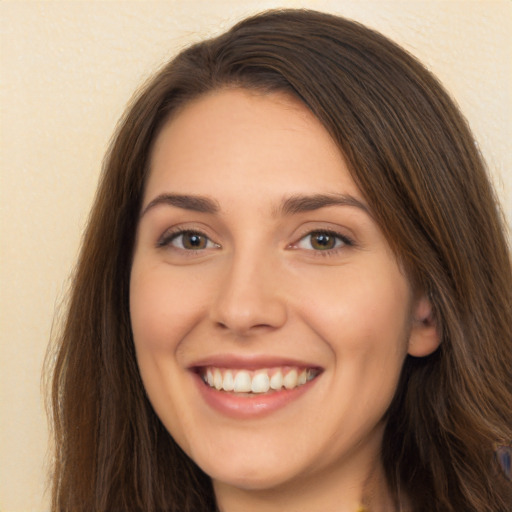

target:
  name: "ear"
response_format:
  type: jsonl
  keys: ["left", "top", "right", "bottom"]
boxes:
{"left": 408, "top": 294, "right": 441, "bottom": 357}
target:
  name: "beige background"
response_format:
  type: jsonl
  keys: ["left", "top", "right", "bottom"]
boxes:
{"left": 1, "top": 1, "right": 510, "bottom": 510}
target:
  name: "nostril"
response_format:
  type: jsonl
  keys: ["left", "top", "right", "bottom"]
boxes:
{"left": 214, "top": 320, "right": 278, "bottom": 334}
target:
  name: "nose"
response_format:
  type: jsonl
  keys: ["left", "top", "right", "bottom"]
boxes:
{"left": 209, "top": 251, "right": 288, "bottom": 336}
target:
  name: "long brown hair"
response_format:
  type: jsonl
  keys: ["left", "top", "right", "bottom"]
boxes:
{"left": 47, "top": 9, "right": 512, "bottom": 511}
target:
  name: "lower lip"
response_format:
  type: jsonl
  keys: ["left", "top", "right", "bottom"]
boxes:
{"left": 193, "top": 372, "right": 319, "bottom": 419}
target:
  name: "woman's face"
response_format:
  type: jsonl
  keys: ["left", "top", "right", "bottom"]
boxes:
{"left": 130, "top": 89, "right": 436, "bottom": 496}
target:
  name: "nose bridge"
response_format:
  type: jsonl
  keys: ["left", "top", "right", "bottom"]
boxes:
{"left": 210, "top": 242, "right": 287, "bottom": 334}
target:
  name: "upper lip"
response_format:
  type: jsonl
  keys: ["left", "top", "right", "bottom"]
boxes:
{"left": 188, "top": 353, "right": 323, "bottom": 371}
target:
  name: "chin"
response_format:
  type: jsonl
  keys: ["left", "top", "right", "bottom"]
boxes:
{"left": 202, "top": 456, "right": 299, "bottom": 492}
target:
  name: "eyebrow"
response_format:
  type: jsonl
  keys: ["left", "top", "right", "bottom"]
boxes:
{"left": 278, "top": 193, "right": 370, "bottom": 216}
{"left": 141, "top": 192, "right": 370, "bottom": 218}
{"left": 141, "top": 193, "right": 220, "bottom": 217}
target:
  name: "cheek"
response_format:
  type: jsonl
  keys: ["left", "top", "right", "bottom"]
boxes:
{"left": 130, "top": 263, "right": 209, "bottom": 353}
{"left": 299, "top": 263, "right": 411, "bottom": 350}
{"left": 347, "top": 278, "right": 411, "bottom": 355}
{"left": 295, "top": 263, "right": 411, "bottom": 411}
{"left": 129, "top": 264, "right": 206, "bottom": 452}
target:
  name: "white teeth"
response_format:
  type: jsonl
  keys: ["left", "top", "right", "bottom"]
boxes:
{"left": 251, "top": 372, "right": 270, "bottom": 393}
{"left": 270, "top": 371, "right": 283, "bottom": 390}
{"left": 283, "top": 369, "right": 298, "bottom": 389}
{"left": 202, "top": 367, "right": 318, "bottom": 393}
{"left": 233, "top": 370, "right": 252, "bottom": 392}
{"left": 213, "top": 369, "right": 223, "bottom": 390}
{"left": 222, "top": 370, "right": 234, "bottom": 391}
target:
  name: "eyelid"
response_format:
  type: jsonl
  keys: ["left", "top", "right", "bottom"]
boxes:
{"left": 289, "top": 228, "right": 355, "bottom": 253}
{"left": 156, "top": 226, "right": 220, "bottom": 251}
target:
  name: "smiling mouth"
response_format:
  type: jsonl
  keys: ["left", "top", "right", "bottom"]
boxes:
{"left": 198, "top": 366, "right": 321, "bottom": 394}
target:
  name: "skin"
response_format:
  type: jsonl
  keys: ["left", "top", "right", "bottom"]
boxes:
{"left": 130, "top": 88, "right": 439, "bottom": 512}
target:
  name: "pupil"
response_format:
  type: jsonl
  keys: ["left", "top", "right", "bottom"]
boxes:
{"left": 313, "top": 233, "right": 334, "bottom": 249}
{"left": 185, "top": 233, "right": 205, "bottom": 249}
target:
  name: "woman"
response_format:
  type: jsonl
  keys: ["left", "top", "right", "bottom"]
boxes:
{"left": 47, "top": 9, "right": 512, "bottom": 512}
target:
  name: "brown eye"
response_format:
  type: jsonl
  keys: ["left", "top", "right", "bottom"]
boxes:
{"left": 159, "top": 230, "right": 219, "bottom": 251}
{"left": 294, "top": 230, "right": 352, "bottom": 251}
{"left": 309, "top": 232, "right": 337, "bottom": 250}
{"left": 181, "top": 232, "right": 208, "bottom": 250}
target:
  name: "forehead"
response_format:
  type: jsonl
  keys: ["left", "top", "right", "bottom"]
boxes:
{"left": 145, "top": 88, "right": 362, "bottom": 206}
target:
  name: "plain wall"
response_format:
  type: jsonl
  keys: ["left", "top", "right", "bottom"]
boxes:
{"left": 1, "top": 1, "right": 510, "bottom": 510}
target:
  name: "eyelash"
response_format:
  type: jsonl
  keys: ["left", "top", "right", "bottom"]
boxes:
{"left": 157, "top": 228, "right": 354, "bottom": 256}
{"left": 157, "top": 229, "right": 219, "bottom": 252}
{"left": 291, "top": 230, "right": 354, "bottom": 256}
